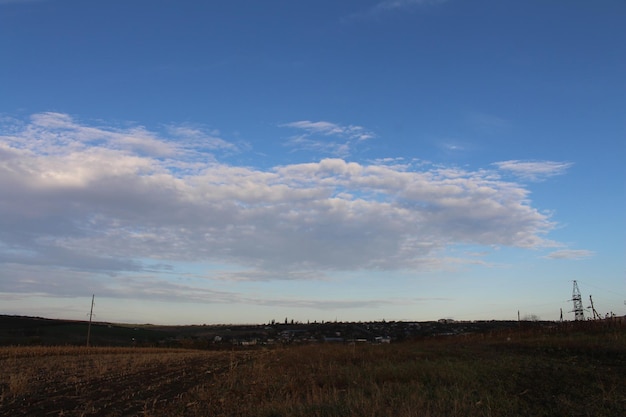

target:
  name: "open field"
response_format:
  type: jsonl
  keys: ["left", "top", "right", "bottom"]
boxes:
{"left": 1, "top": 323, "right": 624, "bottom": 417}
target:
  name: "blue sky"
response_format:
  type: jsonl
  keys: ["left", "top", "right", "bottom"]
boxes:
{"left": 1, "top": 0, "right": 624, "bottom": 325}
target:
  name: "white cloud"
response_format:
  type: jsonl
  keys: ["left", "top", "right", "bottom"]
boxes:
{"left": 281, "top": 120, "right": 374, "bottom": 157}
{"left": 544, "top": 249, "right": 594, "bottom": 260}
{"left": 0, "top": 113, "right": 561, "bottom": 302}
{"left": 494, "top": 160, "right": 573, "bottom": 181}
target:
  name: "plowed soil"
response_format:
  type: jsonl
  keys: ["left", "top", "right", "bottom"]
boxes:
{"left": 0, "top": 348, "right": 252, "bottom": 417}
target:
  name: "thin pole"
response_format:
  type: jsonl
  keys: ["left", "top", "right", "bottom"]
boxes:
{"left": 86, "top": 294, "right": 94, "bottom": 347}
{"left": 589, "top": 295, "right": 600, "bottom": 320}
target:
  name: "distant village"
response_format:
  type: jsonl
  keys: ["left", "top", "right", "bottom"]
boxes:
{"left": 154, "top": 319, "right": 527, "bottom": 349}
{"left": 2, "top": 314, "right": 622, "bottom": 348}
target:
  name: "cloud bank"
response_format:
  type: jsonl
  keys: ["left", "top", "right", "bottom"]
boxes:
{"left": 1, "top": 113, "right": 563, "bottom": 302}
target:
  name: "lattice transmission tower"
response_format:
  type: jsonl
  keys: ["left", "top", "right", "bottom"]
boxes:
{"left": 571, "top": 281, "right": 585, "bottom": 321}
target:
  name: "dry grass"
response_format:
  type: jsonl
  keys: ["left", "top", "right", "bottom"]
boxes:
{"left": 162, "top": 328, "right": 626, "bottom": 417}
{"left": 0, "top": 345, "right": 187, "bottom": 359}
{"left": 1, "top": 325, "right": 624, "bottom": 417}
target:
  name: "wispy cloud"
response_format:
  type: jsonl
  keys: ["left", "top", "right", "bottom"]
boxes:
{"left": 350, "top": 0, "right": 448, "bottom": 20}
{"left": 166, "top": 125, "right": 239, "bottom": 152}
{"left": 374, "top": 0, "right": 448, "bottom": 12}
{"left": 281, "top": 120, "right": 375, "bottom": 157}
{"left": 494, "top": 160, "right": 573, "bottom": 181}
{"left": 0, "top": 0, "right": 46, "bottom": 5}
{"left": 0, "top": 113, "right": 561, "bottom": 304}
{"left": 467, "top": 112, "right": 511, "bottom": 134}
{"left": 437, "top": 139, "right": 470, "bottom": 155}
{"left": 544, "top": 249, "right": 595, "bottom": 260}
{"left": 282, "top": 120, "right": 374, "bottom": 141}
{"left": 443, "top": 143, "right": 463, "bottom": 151}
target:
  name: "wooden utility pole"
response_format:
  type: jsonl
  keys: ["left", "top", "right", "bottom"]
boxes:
{"left": 86, "top": 294, "right": 95, "bottom": 347}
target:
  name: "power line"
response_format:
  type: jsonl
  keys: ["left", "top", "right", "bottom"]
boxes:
{"left": 576, "top": 280, "right": 626, "bottom": 298}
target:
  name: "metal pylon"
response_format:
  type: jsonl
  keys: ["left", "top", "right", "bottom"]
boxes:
{"left": 571, "top": 281, "right": 584, "bottom": 321}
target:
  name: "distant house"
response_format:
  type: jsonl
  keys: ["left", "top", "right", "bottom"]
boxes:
{"left": 323, "top": 337, "right": 344, "bottom": 343}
